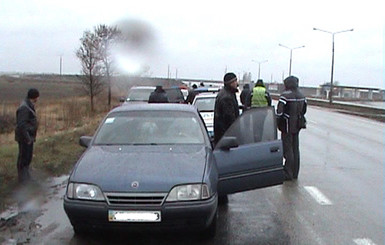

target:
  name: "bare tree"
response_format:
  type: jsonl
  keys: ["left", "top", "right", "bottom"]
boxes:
{"left": 76, "top": 31, "right": 104, "bottom": 112}
{"left": 95, "top": 24, "right": 122, "bottom": 107}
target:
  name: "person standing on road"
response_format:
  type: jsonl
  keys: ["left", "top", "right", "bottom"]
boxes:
{"left": 15, "top": 88, "right": 40, "bottom": 184}
{"left": 246, "top": 79, "right": 273, "bottom": 142}
{"left": 249, "top": 79, "right": 272, "bottom": 107}
{"left": 186, "top": 84, "right": 198, "bottom": 104}
{"left": 240, "top": 84, "right": 251, "bottom": 110}
{"left": 276, "top": 76, "right": 307, "bottom": 181}
{"left": 214, "top": 72, "right": 240, "bottom": 145}
{"left": 148, "top": 85, "right": 169, "bottom": 103}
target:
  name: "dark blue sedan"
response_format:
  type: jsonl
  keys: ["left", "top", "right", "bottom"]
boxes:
{"left": 63, "top": 103, "right": 283, "bottom": 238}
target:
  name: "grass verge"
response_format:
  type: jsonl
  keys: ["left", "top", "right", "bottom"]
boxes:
{"left": 0, "top": 118, "right": 102, "bottom": 212}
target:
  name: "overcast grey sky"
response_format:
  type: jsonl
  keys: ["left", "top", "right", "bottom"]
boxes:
{"left": 0, "top": 0, "right": 383, "bottom": 88}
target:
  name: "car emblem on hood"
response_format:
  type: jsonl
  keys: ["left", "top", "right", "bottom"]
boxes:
{"left": 131, "top": 181, "right": 139, "bottom": 188}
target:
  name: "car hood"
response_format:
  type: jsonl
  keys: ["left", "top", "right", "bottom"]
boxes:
{"left": 70, "top": 145, "right": 209, "bottom": 192}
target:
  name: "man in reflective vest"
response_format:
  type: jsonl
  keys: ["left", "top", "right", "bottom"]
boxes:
{"left": 249, "top": 79, "right": 272, "bottom": 107}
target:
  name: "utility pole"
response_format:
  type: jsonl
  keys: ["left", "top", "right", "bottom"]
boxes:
{"left": 313, "top": 27, "right": 354, "bottom": 104}
{"left": 251, "top": 59, "right": 268, "bottom": 80}
{"left": 167, "top": 65, "right": 170, "bottom": 79}
{"left": 59, "top": 55, "right": 63, "bottom": 76}
{"left": 279, "top": 44, "right": 305, "bottom": 76}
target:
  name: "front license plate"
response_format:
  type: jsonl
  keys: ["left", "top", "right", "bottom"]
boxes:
{"left": 108, "top": 210, "right": 161, "bottom": 222}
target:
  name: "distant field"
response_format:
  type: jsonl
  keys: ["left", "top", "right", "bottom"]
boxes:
{"left": 0, "top": 74, "right": 183, "bottom": 104}
{"left": 0, "top": 75, "right": 85, "bottom": 103}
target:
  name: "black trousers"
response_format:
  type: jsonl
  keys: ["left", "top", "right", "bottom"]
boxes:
{"left": 281, "top": 132, "right": 300, "bottom": 179}
{"left": 17, "top": 141, "right": 34, "bottom": 183}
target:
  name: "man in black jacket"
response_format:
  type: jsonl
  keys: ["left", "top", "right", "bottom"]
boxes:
{"left": 276, "top": 76, "right": 307, "bottom": 181}
{"left": 214, "top": 72, "right": 239, "bottom": 145}
{"left": 240, "top": 83, "right": 251, "bottom": 110}
{"left": 15, "top": 88, "right": 40, "bottom": 184}
{"left": 148, "top": 85, "right": 169, "bottom": 103}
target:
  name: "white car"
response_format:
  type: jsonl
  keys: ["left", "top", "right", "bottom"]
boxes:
{"left": 193, "top": 90, "right": 243, "bottom": 140}
{"left": 124, "top": 86, "right": 156, "bottom": 103}
{"left": 192, "top": 93, "right": 217, "bottom": 139}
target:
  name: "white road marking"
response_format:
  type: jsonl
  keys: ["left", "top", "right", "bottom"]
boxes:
{"left": 353, "top": 238, "right": 377, "bottom": 245}
{"left": 304, "top": 186, "right": 332, "bottom": 205}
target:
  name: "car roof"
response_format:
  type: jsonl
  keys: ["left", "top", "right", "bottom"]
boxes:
{"left": 194, "top": 87, "right": 220, "bottom": 93}
{"left": 110, "top": 103, "right": 198, "bottom": 114}
{"left": 194, "top": 93, "right": 217, "bottom": 99}
{"left": 130, "top": 86, "right": 156, "bottom": 90}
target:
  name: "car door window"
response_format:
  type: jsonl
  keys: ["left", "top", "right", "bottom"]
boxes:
{"left": 216, "top": 106, "right": 276, "bottom": 147}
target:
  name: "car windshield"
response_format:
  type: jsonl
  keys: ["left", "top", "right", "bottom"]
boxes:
{"left": 194, "top": 97, "right": 216, "bottom": 112}
{"left": 93, "top": 110, "right": 205, "bottom": 145}
{"left": 127, "top": 88, "right": 154, "bottom": 101}
{"left": 164, "top": 88, "right": 184, "bottom": 102}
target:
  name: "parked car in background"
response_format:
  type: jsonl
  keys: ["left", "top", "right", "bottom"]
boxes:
{"left": 123, "top": 86, "right": 155, "bottom": 103}
{"left": 63, "top": 103, "right": 284, "bottom": 238}
{"left": 192, "top": 87, "right": 242, "bottom": 140}
{"left": 164, "top": 86, "right": 186, "bottom": 103}
{"left": 192, "top": 92, "right": 217, "bottom": 140}
{"left": 121, "top": 85, "right": 186, "bottom": 104}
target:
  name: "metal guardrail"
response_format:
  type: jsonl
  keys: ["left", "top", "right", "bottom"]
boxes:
{"left": 270, "top": 93, "right": 385, "bottom": 122}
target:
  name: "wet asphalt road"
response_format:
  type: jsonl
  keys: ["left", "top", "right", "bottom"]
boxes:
{"left": 1, "top": 105, "right": 384, "bottom": 245}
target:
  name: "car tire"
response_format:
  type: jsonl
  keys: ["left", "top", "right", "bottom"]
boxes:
{"left": 73, "top": 224, "right": 90, "bottom": 235}
{"left": 201, "top": 211, "right": 217, "bottom": 239}
{"left": 218, "top": 194, "right": 228, "bottom": 205}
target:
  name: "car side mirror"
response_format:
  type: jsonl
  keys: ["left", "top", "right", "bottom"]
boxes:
{"left": 79, "top": 136, "right": 92, "bottom": 148}
{"left": 119, "top": 97, "right": 126, "bottom": 103}
{"left": 216, "top": 136, "right": 239, "bottom": 151}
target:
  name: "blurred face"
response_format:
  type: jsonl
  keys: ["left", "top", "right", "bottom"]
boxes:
{"left": 30, "top": 97, "right": 39, "bottom": 104}
{"left": 229, "top": 80, "right": 238, "bottom": 90}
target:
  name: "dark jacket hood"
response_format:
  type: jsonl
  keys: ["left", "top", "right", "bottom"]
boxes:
{"left": 284, "top": 76, "right": 299, "bottom": 90}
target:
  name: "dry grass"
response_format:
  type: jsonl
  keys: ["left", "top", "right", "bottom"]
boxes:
{"left": 0, "top": 94, "right": 116, "bottom": 211}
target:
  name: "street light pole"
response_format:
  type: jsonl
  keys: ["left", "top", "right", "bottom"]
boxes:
{"left": 252, "top": 59, "right": 268, "bottom": 80}
{"left": 313, "top": 27, "right": 354, "bottom": 104}
{"left": 279, "top": 44, "right": 305, "bottom": 76}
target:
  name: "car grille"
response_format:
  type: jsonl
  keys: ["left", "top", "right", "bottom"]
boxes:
{"left": 104, "top": 192, "right": 167, "bottom": 206}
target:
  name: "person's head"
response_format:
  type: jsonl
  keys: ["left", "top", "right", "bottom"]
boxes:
{"left": 27, "top": 88, "right": 39, "bottom": 103}
{"left": 200, "top": 82, "right": 205, "bottom": 87}
{"left": 255, "top": 79, "right": 265, "bottom": 87}
{"left": 283, "top": 76, "right": 299, "bottom": 90}
{"left": 223, "top": 72, "right": 238, "bottom": 90}
{"left": 155, "top": 85, "right": 163, "bottom": 92}
{"left": 192, "top": 84, "right": 197, "bottom": 89}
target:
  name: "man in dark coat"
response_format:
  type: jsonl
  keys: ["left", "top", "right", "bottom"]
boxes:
{"left": 186, "top": 84, "right": 198, "bottom": 104}
{"left": 240, "top": 84, "right": 251, "bottom": 110}
{"left": 276, "top": 76, "right": 307, "bottom": 181}
{"left": 214, "top": 72, "right": 239, "bottom": 145}
{"left": 148, "top": 85, "right": 169, "bottom": 103}
{"left": 15, "top": 88, "right": 40, "bottom": 184}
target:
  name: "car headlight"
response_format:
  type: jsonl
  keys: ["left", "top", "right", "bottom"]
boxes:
{"left": 166, "top": 184, "right": 211, "bottom": 202}
{"left": 66, "top": 183, "right": 105, "bottom": 201}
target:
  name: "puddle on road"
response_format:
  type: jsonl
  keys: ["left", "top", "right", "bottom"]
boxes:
{"left": 0, "top": 175, "right": 69, "bottom": 244}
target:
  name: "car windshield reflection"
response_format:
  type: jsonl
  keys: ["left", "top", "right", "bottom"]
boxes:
{"left": 195, "top": 97, "right": 216, "bottom": 112}
{"left": 93, "top": 111, "right": 205, "bottom": 145}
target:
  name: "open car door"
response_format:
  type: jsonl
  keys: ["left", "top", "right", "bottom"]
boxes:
{"left": 214, "top": 107, "right": 284, "bottom": 196}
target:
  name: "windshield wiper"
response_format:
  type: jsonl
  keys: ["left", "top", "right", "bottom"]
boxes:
{"left": 133, "top": 143, "right": 158, "bottom": 145}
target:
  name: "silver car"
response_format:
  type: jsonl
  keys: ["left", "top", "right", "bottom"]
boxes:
{"left": 63, "top": 103, "right": 283, "bottom": 238}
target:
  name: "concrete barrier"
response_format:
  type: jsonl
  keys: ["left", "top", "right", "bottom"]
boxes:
{"left": 271, "top": 93, "right": 385, "bottom": 122}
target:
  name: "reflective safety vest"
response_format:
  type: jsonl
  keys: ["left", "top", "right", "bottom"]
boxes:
{"left": 251, "top": 86, "right": 268, "bottom": 107}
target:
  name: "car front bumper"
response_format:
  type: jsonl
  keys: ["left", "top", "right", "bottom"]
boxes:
{"left": 63, "top": 194, "right": 218, "bottom": 232}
